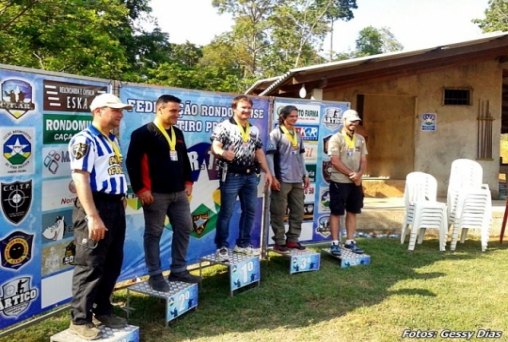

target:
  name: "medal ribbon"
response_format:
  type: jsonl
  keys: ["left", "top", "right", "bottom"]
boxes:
{"left": 234, "top": 118, "right": 251, "bottom": 143}
{"left": 93, "top": 124, "right": 122, "bottom": 162}
{"left": 154, "top": 120, "right": 176, "bottom": 151}
{"left": 281, "top": 125, "right": 298, "bottom": 148}
{"left": 342, "top": 130, "right": 356, "bottom": 150}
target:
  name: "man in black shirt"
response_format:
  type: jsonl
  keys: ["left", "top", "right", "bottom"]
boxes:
{"left": 126, "top": 94, "right": 200, "bottom": 292}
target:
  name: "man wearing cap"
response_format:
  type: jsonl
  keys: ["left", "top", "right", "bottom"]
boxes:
{"left": 68, "top": 93, "right": 132, "bottom": 339}
{"left": 126, "top": 94, "right": 201, "bottom": 293}
{"left": 327, "top": 109, "right": 368, "bottom": 256}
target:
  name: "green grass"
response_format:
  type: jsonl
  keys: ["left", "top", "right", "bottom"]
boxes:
{"left": 2, "top": 238, "right": 508, "bottom": 342}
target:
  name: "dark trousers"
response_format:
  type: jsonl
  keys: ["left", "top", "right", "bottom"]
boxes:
{"left": 70, "top": 194, "right": 126, "bottom": 324}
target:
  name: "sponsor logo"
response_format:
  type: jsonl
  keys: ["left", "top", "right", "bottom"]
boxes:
{"left": 62, "top": 241, "right": 75, "bottom": 265}
{"left": 0, "top": 276, "right": 38, "bottom": 318}
{"left": 43, "top": 149, "right": 70, "bottom": 175}
{"left": 316, "top": 215, "right": 330, "bottom": 238}
{"left": 43, "top": 114, "right": 91, "bottom": 144}
{"left": 1, "top": 180, "right": 32, "bottom": 225}
{"left": 323, "top": 107, "right": 344, "bottom": 130}
{"left": 191, "top": 204, "right": 216, "bottom": 238}
{"left": 43, "top": 80, "right": 106, "bottom": 112}
{"left": 0, "top": 231, "right": 33, "bottom": 270}
{"left": 42, "top": 216, "right": 66, "bottom": 241}
{"left": 0, "top": 79, "right": 35, "bottom": 119}
{"left": 2, "top": 130, "right": 32, "bottom": 168}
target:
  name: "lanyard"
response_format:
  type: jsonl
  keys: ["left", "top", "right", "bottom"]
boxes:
{"left": 342, "top": 130, "right": 356, "bottom": 150}
{"left": 234, "top": 118, "right": 251, "bottom": 143}
{"left": 93, "top": 124, "right": 122, "bottom": 162}
{"left": 154, "top": 120, "right": 176, "bottom": 151}
{"left": 280, "top": 125, "right": 298, "bottom": 148}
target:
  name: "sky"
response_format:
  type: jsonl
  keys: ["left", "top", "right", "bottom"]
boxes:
{"left": 149, "top": 0, "right": 491, "bottom": 53}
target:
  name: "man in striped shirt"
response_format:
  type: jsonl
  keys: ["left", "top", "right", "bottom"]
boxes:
{"left": 68, "top": 93, "right": 132, "bottom": 340}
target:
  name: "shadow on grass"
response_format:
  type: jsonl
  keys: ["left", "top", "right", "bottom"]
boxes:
{"left": 118, "top": 238, "right": 482, "bottom": 342}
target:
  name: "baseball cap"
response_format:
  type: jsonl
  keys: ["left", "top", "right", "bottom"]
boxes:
{"left": 343, "top": 109, "right": 361, "bottom": 122}
{"left": 90, "top": 93, "right": 133, "bottom": 111}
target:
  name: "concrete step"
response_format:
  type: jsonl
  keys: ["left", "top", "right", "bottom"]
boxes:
{"left": 358, "top": 197, "right": 507, "bottom": 238}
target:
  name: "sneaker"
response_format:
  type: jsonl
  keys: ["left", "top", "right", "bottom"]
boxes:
{"left": 233, "top": 245, "right": 260, "bottom": 256}
{"left": 168, "top": 270, "right": 202, "bottom": 283}
{"left": 148, "top": 274, "right": 170, "bottom": 292}
{"left": 69, "top": 322, "right": 101, "bottom": 340}
{"left": 273, "top": 244, "right": 290, "bottom": 255}
{"left": 216, "top": 247, "right": 229, "bottom": 262}
{"left": 286, "top": 241, "right": 306, "bottom": 250}
{"left": 330, "top": 243, "right": 341, "bottom": 257}
{"left": 93, "top": 313, "right": 127, "bottom": 329}
{"left": 344, "top": 241, "right": 364, "bottom": 254}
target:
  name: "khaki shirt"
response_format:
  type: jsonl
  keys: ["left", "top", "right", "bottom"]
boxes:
{"left": 327, "top": 131, "right": 368, "bottom": 183}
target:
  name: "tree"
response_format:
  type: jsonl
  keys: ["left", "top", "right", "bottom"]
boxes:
{"left": 354, "top": 26, "right": 403, "bottom": 57}
{"left": 473, "top": 0, "right": 508, "bottom": 32}
{"left": 212, "top": 0, "right": 358, "bottom": 77}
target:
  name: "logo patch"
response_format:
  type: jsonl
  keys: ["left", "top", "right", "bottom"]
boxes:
{"left": 1, "top": 180, "right": 32, "bottom": 225}
{"left": 0, "top": 276, "right": 38, "bottom": 318}
{"left": 0, "top": 231, "right": 33, "bottom": 270}
{"left": 71, "top": 143, "right": 88, "bottom": 160}
{"left": 3, "top": 132, "right": 32, "bottom": 166}
{"left": 0, "top": 79, "right": 35, "bottom": 119}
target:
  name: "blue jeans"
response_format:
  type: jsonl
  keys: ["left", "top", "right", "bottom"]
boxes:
{"left": 215, "top": 173, "right": 259, "bottom": 249}
{"left": 143, "top": 191, "right": 192, "bottom": 276}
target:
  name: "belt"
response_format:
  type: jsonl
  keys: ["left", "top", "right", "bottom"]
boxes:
{"left": 92, "top": 192, "right": 125, "bottom": 201}
{"left": 228, "top": 168, "right": 255, "bottom": 175}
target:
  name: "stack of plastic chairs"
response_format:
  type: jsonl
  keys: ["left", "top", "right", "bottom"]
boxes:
{"left": 446, "top": 159, "right": 483, "bottom": 232}
{"left": 449, "top": 184, "right": 492, "bottom": 252}
{"left": 401, "top": 172, "right": 448, "bottom": 251}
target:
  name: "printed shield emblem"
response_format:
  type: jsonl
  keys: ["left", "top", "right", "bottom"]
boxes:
{"left": 72, "top": 143, "right": 88, "bottom": 160}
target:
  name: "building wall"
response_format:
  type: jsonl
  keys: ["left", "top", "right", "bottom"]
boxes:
{"left": 323, "top": 60, "right": 503, "bottom": 197}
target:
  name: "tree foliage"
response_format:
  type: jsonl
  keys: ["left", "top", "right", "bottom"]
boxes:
{"left": 473, "top": 0, "right": 508, "bottom": 32}
{"left": 354, "top": 26, "right": 403, "bottom": 57}
{"left": 212, "top": 0, "right": 358, "bottom": 77}
{"left": 0, "top": 0, "right": 406, "bottom": 93}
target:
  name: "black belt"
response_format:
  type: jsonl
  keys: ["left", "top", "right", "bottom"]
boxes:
{"left": 92, "top": 192, "right": 125, "bottom": 201}
{"left": 228, "top": 168, "right": 255, "bottom": 175}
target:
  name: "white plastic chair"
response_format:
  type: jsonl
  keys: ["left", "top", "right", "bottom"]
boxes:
{"left": 447, "top": 159, "right": 483, "bottom": 231}
{"left": 401, "top": 172, "right": 448, "bottom": 251}
{"left": 450, "top": 185, "right": 492, "bottom": 252}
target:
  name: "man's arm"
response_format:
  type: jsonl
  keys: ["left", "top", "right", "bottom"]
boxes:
{"left": 255, "top": 148, "right": 273, "bottom": 187}
{"left": 72, "top": 170, "right": 108, "bottom": 240}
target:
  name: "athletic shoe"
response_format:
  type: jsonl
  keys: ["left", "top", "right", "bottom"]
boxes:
{"left": 168, "top": 270, "right": 202, "bottom": 283}
{"left": 273, "top": 244, "right": 290, "bottom": 255}
{"left": 69, "top": 322, "right": 101, "bottom": 340}
{"left": 286, "top": 241, "right": 306, "bottom": 250}
{"left": 344, "top": 241, "right": 364, "bottom": 254}
{"left": 216, "top": 247, "right": 229, "bottom": 262}
{"left": 233, "top": 245, "right": 260, "bottom": 256}
{"left": 330, "top": 243, "right": 341, "bottom": 257}
{"left": 93, "top": 313, "right": 127, "bottom": 329}
{"left": 148, "top": 274, "right": 170, "bottom": 292}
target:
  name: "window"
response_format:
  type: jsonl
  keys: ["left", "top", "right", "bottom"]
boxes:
{"left": 443, "top": 88, "right": 471, "bottom": 105}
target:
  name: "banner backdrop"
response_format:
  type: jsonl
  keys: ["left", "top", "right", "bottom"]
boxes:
{"left": 0, "top": 66, "right": 111, "bottom": 330}
{"left": 118, "top": 84, "right": 272, "bottom": 281}
{"left": 0, "top": 65, "right": 349, "bottom": 331}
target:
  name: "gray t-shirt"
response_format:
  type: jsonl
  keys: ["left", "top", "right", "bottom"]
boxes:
{"left": 266, "top": 126, "right": 307, "bottom": 183}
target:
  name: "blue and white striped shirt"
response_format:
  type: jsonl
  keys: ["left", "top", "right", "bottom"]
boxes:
{"left": 68, "top": 125, "right": 127, "bottom": 195}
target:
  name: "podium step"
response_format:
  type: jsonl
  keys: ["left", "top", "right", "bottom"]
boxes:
{"left": 51, "top": 324, "right": 139, "bottom": 342}
{"left": 127, "top": 280, "right": 198, "bottom": 325}
{"left": 323, "top": 247, "right": 371, "bottom": 268}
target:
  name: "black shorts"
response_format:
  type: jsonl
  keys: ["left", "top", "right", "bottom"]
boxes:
{"left": 329, "top": 181, "right": 364, "bottom": 215}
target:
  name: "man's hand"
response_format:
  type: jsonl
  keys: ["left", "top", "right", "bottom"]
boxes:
{"left": 86, "top": 214, "right": 108, "bottom": 241}
{"left": 138, "top": 190, "right": 154, "bottom": 206}
{"left": 271, "top": 178, "right": 281, "bottom": 191}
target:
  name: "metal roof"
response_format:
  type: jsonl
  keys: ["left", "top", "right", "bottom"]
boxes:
{"left": 245, "top": 31, "right": 508, "bottom": 97}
